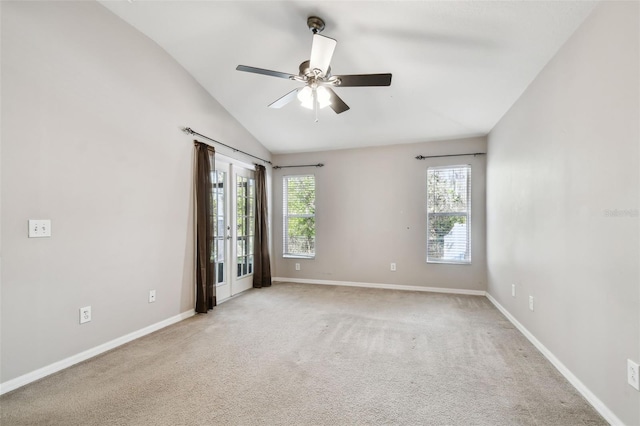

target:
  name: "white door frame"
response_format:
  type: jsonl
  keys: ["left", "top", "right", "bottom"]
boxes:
{"left": 214, "top": 155, "right": 255, "bottom": 303}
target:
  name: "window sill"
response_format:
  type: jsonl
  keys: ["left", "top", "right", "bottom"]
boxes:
{"left": 284, "top": 255, "right": 315, "bottom": 260}
{"left": 427, "top": 260, "right": 472, "bottom": 265}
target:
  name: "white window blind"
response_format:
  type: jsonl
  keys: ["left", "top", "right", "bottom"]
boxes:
{"left": 283, "top": 175, "right": 315, "bottom": 258}
{"left": 427, "top": 165, "right": 471, "bottom": 264}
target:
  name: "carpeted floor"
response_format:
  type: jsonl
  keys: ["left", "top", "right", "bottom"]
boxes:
{"left": 1, "top": 282, "right": 605, "bottom": 425}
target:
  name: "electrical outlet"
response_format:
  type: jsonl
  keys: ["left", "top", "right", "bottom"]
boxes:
{"left": 528, "top": 296, "right": 534, "bottom": 311}
{"left": 628, "top": 359, "right": 639, "bottom": 390}
{"left": 390, "top": 263, "right": 397, "bottom": 272}
{"left": 79, "top": 306, "right": 91, "bottom": 324}
{"left": 295, "top": 263, "right": 300, "bottom": 271}
{"left": 149, "top": 290, "right": 156, "bottom": 303}
{"left": 512, "top": 284, "right": 516, "bottom": 297}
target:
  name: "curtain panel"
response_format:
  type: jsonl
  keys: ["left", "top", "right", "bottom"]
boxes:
{"left": 194, "top": 142, "right": 216, "bottom": 313}
{"left": 253, "top": 165, "right": 272, "bottom": 288}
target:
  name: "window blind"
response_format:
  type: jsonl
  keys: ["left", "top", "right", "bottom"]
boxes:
{"left": 283, "top": 175, "right": 316, "bottom": 258}
{"left": 427, "top": 165, "right": 471, "bottom": 263}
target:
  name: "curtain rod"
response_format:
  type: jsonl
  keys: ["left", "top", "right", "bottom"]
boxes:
{"left": 415, "top": 153, "right": 486, "bottom": 160}
{"left": 183, "top": 127, "right": 272, "bottom": 165}
{"left": 273, "top": 163, "right": 324, "bottom": 170}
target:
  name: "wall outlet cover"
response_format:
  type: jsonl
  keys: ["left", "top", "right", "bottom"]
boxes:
{"left": 628, "top": 359, "right": 639, "bottom": 390}
{"left": 79, "top": 306, "right": 91, "bottom": 324}
{"left": 390, "top": 263, "right": 397, "bottom": 271}
{"left": 528, "top": 296, "right": 534, "bottom": 311}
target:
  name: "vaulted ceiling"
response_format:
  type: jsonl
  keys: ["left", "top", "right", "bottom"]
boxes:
{"left": 100, "top": 1, "right": 597, "bottom": 154}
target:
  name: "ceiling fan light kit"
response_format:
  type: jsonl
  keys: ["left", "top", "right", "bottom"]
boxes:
{"left": 236, "top": 16, "right": 392, "bottom": 121}
{"left": 298, "top": 85, "right": 331, "bottom": 110}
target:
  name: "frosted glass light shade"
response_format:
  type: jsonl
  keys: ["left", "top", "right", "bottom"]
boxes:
{"left": 297, "top": 86, "right": 313, "bottom": 109}
{"left": 316, "top": 86, "right": 331, "bottom": 109}
{"left": 297, "top": 85, "right": 331, "bottom": 110}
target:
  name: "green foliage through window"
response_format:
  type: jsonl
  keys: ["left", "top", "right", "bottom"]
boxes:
{"left": 236, "top": 175, "right": 255, "bottom": 277}
{"left": 283, "top": 175, "right": 315, "bottom": 257}
{"left": 427, "top": 166, "right": 471, "bottom": 263}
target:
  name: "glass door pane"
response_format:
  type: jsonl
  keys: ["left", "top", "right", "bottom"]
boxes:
{"left": 212, "top": 169, "right": 227, "bottom": 284}
{"left": 236, "top": 175, "right": 255, "bottom": 278}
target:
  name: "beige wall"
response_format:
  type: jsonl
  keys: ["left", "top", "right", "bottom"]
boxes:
{"left": 0, "top": 1, "right": 270, "bottom": 384}
{"left": 3, "top": 2, "right": 636, "bottom": 423}
{"left": 272, "top": 137, "right": 487, "bottom": 292}
{"left": 487, "top": 2, "right": 639, "bottom": 424}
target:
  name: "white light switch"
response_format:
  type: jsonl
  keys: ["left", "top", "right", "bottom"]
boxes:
{"left": 28, "top": 220, "right": 52, "bottom": 238}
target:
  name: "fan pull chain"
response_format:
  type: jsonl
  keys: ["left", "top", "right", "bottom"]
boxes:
{"left": 313, "top": 88, "right": 319, "bottom": 122}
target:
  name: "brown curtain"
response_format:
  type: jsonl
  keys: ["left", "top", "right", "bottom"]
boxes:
{"left": 194, "top": 142, "right": 216, "bottom": 313}
{"left": 253, "top": 165, "right": 272, "bottom": 288}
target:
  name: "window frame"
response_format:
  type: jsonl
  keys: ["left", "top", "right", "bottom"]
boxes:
{"left": 426, "top": 164, "right": 472, "bottom": 265}
{"left": 283, "top": 174, "right": 316, "bottom": 259}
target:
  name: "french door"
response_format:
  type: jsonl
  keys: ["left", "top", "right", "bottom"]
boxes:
{"left": 212, "top": 159, "right": 255, "bottom": 302}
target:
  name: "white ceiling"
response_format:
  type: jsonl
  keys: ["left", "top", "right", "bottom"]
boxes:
{"left": 100, "top": 1, "right": 597, "bottom": 154}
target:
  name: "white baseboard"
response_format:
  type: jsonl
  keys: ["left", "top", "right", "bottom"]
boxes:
{"left": 273, "top": 277, "right": 486, "bottom": 296}
{"left": 4, "top": 288, "right": 619, "bottom": 424}
{"left": 485, "top": 293, "right": 622, "bottom": 426}
{"left": 0, "top": 309, "right": 195, "bottom": 395}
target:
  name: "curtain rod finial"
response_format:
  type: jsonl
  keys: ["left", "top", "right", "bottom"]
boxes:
{"left": 183, "top": 127, "right": 194, "bottom": 134}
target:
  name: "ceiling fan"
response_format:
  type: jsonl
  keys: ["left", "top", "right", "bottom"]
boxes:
{"left": 236, "top": 16, "right": 392, "bottom": 121}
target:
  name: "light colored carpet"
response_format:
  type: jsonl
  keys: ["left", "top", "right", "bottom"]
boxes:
{"left": 1, "top": 282, "right": 605, "bottom": 425}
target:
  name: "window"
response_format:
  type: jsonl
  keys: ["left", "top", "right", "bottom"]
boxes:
{"left": 427, "top": 165, "right": 471, "bottom": 264}
{"left": 283, "top": 175, "right": 315, "bottom": 258}
{"left": 212, "top": 169, "right": 226, "bottom": 283}
{"left": 236, "top": 175, "right": 255, "bottom": 277}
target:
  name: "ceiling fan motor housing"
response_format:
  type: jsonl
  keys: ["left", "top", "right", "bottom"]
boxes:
{"left": 299, "top": 60, "right": 331, "bottom": 79}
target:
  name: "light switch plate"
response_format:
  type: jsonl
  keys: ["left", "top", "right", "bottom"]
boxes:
{"left": 28, "top": 219, "right": 51, "bottom": 238}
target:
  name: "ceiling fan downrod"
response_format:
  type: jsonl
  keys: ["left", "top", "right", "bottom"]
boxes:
{"left": 307, "top": 16, "right": 325, "bottom": 34}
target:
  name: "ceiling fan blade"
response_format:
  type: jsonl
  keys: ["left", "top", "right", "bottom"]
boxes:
{"left": 268, "top": 88, "right": 300, "bottom": 109}
{"left": 326, "top": 88, "right": 350, "bottom": 114}
{"left": 309, "top": 34, "right": 337, "bottom": 75}
{"left": 236, "top": 65, "right": 296, "bottom": 80}
{"left": 335, "top": 73, "right": 392, "bottom": 87}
